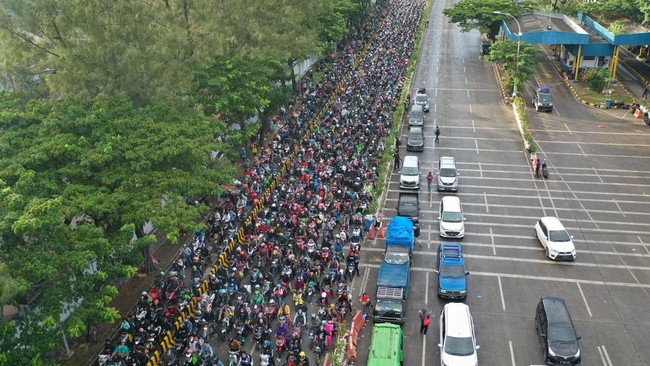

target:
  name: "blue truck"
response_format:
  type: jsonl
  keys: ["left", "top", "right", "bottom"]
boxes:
{"left": 385, "top": 216, "right": 414, "bottom": 253}
{"left": 435, "top": 242, "right": 469, "bottom": 299}
{"left": 373, "top": 244, "right": 410, "bottom": 324}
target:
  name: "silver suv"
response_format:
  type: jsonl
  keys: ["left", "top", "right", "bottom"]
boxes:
{"left": 415, "top": 88, "right": 430, "bottom": 112}
{"left": 437, "top": 156, "right": 459, "bottom": 192}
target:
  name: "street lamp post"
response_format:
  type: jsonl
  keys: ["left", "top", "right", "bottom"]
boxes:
{"left": 493, "top": 11, "right": 522, "bottom": 97}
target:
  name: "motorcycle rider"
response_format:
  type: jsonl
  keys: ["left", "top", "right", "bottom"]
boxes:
{"left": 238, "top": 350, "right": 253, "bottom": 366}
{"left": 293, "top": 307, "right": 307, "bottom": 327}
{"left": 298, "top": 351, "right": 310, "bottom": 366}
{"left": 346, "top": 252, "right": 360, "bottom": 277}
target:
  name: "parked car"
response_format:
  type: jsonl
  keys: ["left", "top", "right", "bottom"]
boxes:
{"left": 534, "top": 217, "right": 576, "bottom": 260}
{"left": 535, "top": 296, "right": 582, "bottom": 365}
{"left": 439, "top": 196, "right": 465, "bottom": 238}
{"left": 415, "top": 88, "right": 430, "bottom": 112}
{"left": 437, "top": 156, "right": 458, "bottom": 192}
{"left": 532, "top": 87, "right": 553, "bottom": 112}
{"left": 406, "top": 126, "right": 424, "bottom": 152}
{"left": 439, "top": 303, "right": 479, "bottom": 366}
{"left": 436, "top": 243, "right": 469, "bottom": 299}
{"left": 408, "top": 104, "right": 424, "bottom": 127}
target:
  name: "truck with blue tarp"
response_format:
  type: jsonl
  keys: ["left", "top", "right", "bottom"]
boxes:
{"left": 385, "top": 216, "right": 414, "bottom": 253}
{"left": 374, "top": 243, "right": 411, "bottom": 324}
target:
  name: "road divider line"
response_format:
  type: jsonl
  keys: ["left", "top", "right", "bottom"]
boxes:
{"left": 576, "top": 283, "right": 593, "bottom": 317}
{"left": 484, "top": 192, "right": 489, "bottom": 213}
{"left": 472, "top": 119, "right": 476, "bottom": 133}
{"left": 597, "top": 345, "right": 614, "bottom": 366}
{"left": 639, "top": 236, "right": 650, "bottom": 256}
{"left": 490, "top": 227, "right": 496, "bottom": 255}
{"left": 421, "top": 335, "right": 427, "bottom": 366}
{"left": 425, "top": 272, "right": 430, "bottom": 305}
{"left": 508, "top": 340, "right": 516, "bottom": 366}
{"left": 594, "top": 167, "right": 604, "bottom": 183}
{"left": 613, "top": 198, "right": 625, "bottom": 217}
{"left": 358, "top": 263, "right": 650, "bottom": 289}
{"left": 498, "top": 275, "right": 506, "bottom": 311}
{"left": 475, "top": 139, "right": 479, "bottom": 154}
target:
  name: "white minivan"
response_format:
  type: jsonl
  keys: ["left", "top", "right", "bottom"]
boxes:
{"left": 439, "top": 196, "right": 465, "bottom": 238}
{"left": 399, "top": 155, "right": 420, "bottom": 189}
{"left": 439, "top": 303, "right": 479, "bottom": 366}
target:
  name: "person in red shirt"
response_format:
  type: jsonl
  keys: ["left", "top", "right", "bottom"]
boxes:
{"left": 360, "top": 292, "right": 371, "bottom": 318}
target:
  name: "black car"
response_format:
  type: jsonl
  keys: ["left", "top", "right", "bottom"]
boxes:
{"left": 535, "top": 297, "right": 581, "bottom": 365}
{"left": 532, "top": 87, "right": 554, "bottom": 112}
{"left": 406, "top": 126, "right": 424, "bottom": 151}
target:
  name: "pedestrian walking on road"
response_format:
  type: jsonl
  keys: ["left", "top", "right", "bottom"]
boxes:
{"left": 395, "top": 136, "right": 402, "bottom": 149}
{"left": 394, "top": 151, "right": 401, "bottom": 169}
{"left": 643, "top": 86, "right": 649, "bottom": 100}
{"left": 420, "top": 314, "right": 431, "bottom": 335}
{"left": 426, "top": 171, "right": 433, "bottom": 191}
{"left": 434, "top": 126, "right": 440, "bottom": 143}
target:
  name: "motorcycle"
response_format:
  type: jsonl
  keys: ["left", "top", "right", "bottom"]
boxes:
{"left": 321, "top": 246, "right": 331, "bottom": 263}
{"left": 276, "top": 334, "right": 286, "bottom": 354}
{"left": 228, "top": 350, "right": 239, "bottom": 366}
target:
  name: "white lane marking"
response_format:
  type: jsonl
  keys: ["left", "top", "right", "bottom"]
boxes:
{"left": 468, "top": 103, "right": 473, "bottom": 113}
{"left": 490, "top": 227, "right": 496, "bottom": 255}
{"left": 564, "top": 122, "right": 572, "bottom": 134}
{"left": 613, "top": 198, "right": 625, "bottom": 217}
{"left": 434, "top": 102, "right": 437, "bottom": 113}
{"left": 498, "top": 275, "right": 506, "bottom": 310}
{"left": 475, "top": 139, "right": 479, "bottom": 154}
{"left": 576, "top": 283, "right": 593, "bottom": 317}
{"left": 425, "top": 272, "right": 429, "bottom": 305}
{"left": 421, "top": 336, "right": 427, "bottom": 366}
{"left": 365, "top": 247, "right": 650, "bottom": 271}
{"left": 640, "top": 236, "right": 650, "bottom": 256}
{"left": 484, "top": 192, "right": 489, "bottom": 213}
{"left": 435, "top": 88, "right": 438, "bottom": 96}
{"left": 359, "top": 263, "right": 650, "bottom": 288}
{"left": 358, "top": 267, "right": 370, "bottom": 298}
{"left": 597, "top": 345, "right": 614, "bottom": 366}
{"left": 465, "top": 77, "right": 468, "bottom": 85}
{"left": 435, "top": 144, "right": 650, "bottom": 160}
{"left": 471, "top": 119, "right": 475, "bottom": 132}
{"left": 594, "top": 168, "right": 604, "bottom": 183}
{"left": 509, "top": 340, "right": 516, "bottom": 366}
{"left": 467, "top": 89, "right": 470, "bottom": 98}
{"left": 463, "top": 66, "right": 466, "bottom": 73}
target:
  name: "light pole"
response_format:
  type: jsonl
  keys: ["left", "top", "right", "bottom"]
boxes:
{"left": 493, "top": 11, "right": 522, "bottom": 97}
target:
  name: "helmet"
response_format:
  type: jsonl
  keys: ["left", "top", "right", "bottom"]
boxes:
{"left": 299, "top": 351, "right": 306, "bottom": 358}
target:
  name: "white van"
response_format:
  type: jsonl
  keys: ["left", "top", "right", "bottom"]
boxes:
{"left": 438, "top": 196, "right": 465, "bottom": 238}
{"left": 399, "top": 156, "right": 420, "bottom": 189}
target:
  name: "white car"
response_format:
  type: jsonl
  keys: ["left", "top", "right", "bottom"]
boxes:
{"left": 439, "top": 303, "right": 479, "bottom": 366}
{"left": 439, "top": 196, "right": 465, "bottom": 238}
{"left": 534, "top": 217, "right": 576, "bottom": 260}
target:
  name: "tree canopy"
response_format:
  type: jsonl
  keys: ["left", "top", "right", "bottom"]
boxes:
{"left": 443, "top": 0, "right": 535, "bottom": 39}
{"left": 485, "top": 40, "right": 539, "bottom": 94}
{"left": 0, "top": 94, "right": 233, "bottom": 363}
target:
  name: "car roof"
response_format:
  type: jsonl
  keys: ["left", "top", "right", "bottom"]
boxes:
{"left": 439, "top": 156, "right": 455, "bottom": 167}
{"left": 541, "top": 296, "right": 573, "bottom": 324}
{"left": 441, "top": 196, "right": 461, "bottom": 206}
{"left": 443, "top": 303, "right": 473, "bottom": 337}
{"left": 540, "top": 217, "right": 566, "bottom": 230}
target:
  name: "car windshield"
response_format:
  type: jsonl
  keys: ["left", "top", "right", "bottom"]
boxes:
{"left": 439, "top": 168, "right": 456, "bottom": 177}
{"left": 401, "top": 166, "right": 418, "bottom": 175}
{"left": 549, "top": 230, "right": 571, "bottom": 242}
{"left": 549, "top": 324, "right": 577, "bottom": 342}
{"left": 385, "top": 251, "right": 409, "bottom": 264}
{"left": 374, "top": 300, "right": 402, "bottom": 313}
{"left": 415, "top": 95, "right": 428, "bottom": 103}
{"left": 442, "top": 211, "right": 463, "bottom": 222}
{"left": 408, "top": 132, "right": 422, "bottom": 140}
{"left": 444, "top": 336, "right": 475, "bottom": 356}
{"left": 440, "top": 264, "right": 465, "bottom": 278}
{"left": 539, "top": 94, "right": 552, "bottom": 102}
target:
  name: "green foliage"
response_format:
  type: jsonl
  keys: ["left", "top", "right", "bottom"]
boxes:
{"left": 582, "top": 69, "right": 611, "bottom": 94}
{"left": 486, "top": 40, "right": 539, "bottom": 94}
{"left": 513, "top": 96, "right": 535, "bottom": 153}
{"left": 607, "top": 20, "right": 624, "bottom": 35}
{"left": 578, "top": 0, "right": 644, "bottom": 24}
{"left": 0, "top": 94, "right": 235, "bottom": 363}
{"left": 317, "top": 0, "right": 363, "bottom": 49}
{"left": 443, "top": 0, "right": 535, "bottom": 39}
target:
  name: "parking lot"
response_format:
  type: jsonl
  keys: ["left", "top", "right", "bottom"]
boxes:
{"left": 354, "top": 1, "right": 650, "bottom": 365}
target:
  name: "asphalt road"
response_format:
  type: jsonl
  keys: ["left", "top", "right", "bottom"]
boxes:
{"left": 354, "top": 1, "right": 650, "bottom": 365}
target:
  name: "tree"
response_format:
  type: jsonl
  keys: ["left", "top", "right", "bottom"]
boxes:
{"left": 582, "top": 69, "right": 611, "bottom": 93}
{"left": 192, "top": 56, "right": 291, "bottom": 146}
{"left": 578, "top": 0, "right": 643, "bottom": 24}
{"left": 443, "top": 0, "right": 535, "bottom": 39}
{"left": 317, "top": 0, "right": 363, "bottom": 50}
{"left": 485, "top": 40, "right": 539, "bottom": 94}
{"left": 0, "top": 93, "right": 234, "bottom": 363}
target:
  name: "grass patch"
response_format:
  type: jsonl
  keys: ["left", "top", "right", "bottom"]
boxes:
{"left": 579, "top": 88, "right": 635, "bottom": 105}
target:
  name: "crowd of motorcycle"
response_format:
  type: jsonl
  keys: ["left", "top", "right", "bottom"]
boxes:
{"left": 97, "top": 1, "right": 424, "bottom": 365}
